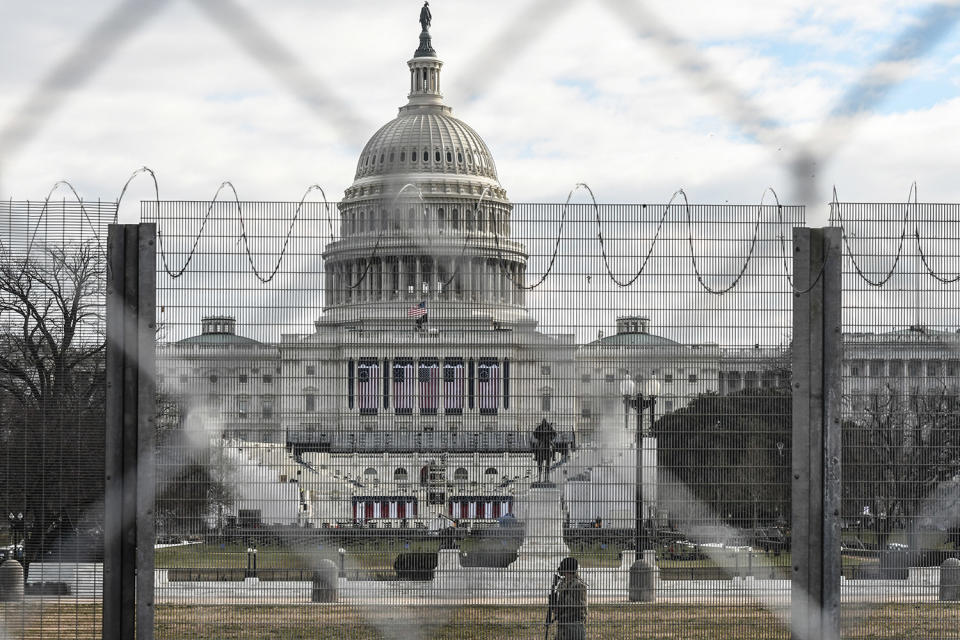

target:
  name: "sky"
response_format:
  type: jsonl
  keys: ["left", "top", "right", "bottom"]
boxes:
{"left": 2, "top": 0, "right": 960, "bottom": 229}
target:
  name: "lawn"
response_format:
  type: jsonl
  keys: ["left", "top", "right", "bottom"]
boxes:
{"left": 3, "top": 603, "right": 960, "bottom": 639}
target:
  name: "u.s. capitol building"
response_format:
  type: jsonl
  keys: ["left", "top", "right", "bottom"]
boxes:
{"left": 159, "top": 14, "right": 578, "bottom": 527}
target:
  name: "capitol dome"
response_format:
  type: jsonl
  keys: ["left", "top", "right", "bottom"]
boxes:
{"left": 322, "top": 9, "right": 528, "bottom": 327}
{"left": 354, "top": 112, "right": 498, "bottom": 183}
{"left": 342, "top": 16, "right": 507, "bottom": 203}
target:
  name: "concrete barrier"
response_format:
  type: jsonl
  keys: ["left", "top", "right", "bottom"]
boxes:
{"left": 0, "top": 559, "right": 24, "bottom": 602}
{"left": 940, "top": 558, "right": 960, "bottom": 601}
{"left": 311, "top": 559, "right": 338, "bottom": 602}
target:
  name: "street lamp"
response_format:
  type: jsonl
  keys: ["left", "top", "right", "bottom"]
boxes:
{"left": 620, "top": 374, "right": 661, "bottom": 552}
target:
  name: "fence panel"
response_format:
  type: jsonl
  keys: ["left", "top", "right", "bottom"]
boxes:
{"left": 143, "top": 199, "right": 802, "bottom": 638}
{"left": 836, "top": 202, "right": 960, "bottom": 639}
{"left": 0, "top": 200, "right": 114, "bottom": 639}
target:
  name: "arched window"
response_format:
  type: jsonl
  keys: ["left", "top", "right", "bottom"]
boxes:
{"left": 411, "top": 150, "right": 417, "bottom": 162}
{"left": 451, "top": 209, "right": 459, "bottom": 231}
{"left": 437, "top": 208, "right": 445, "bottom": 229}
{"left": 389, "top": 151, "right": 395, "bottom": 162}
{"left": 364, "top": 468, "right": 378, "bottom": 478}
{"left": 394, "top": 467, "right": 408, "bottom": 481}
{"left": 400, "top": 150, "right": 406, "bottom": 162}
{"left": 435, "top": 150, "right": 441, "bottom": 163}
{"left": 446, "top": 151, "right": 452, "bottom": 163}
{"left": 457, "top": 151, "right": 463, "bottom": 163}
{"left": 484, "top": 467, "right": 498, "bottom": 477}
{"left": 453, "top": 467, "right": 468, "bottom": 482}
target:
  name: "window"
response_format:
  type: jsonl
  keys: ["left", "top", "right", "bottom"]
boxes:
{"left": 541, "top": 394, "right": 552, "bottom": 412}
{"left": 581, "top": 373, "right": 591, "bottom": 383}
{"left": 581, "top": 404, "right": 592, "bottom": 418}
{"left": 541, "top": 365, "right": 551, "bottom": 376}
{"left": 263, "top": 374, "right": 273, "bottom": 384}
{"left": 237, "top": 397, "right": 249, "bottom": 418}
{"left": 457, "top": 151, "right": 463, "bottom": 163}
{"left": 306, "top": 365, "right": 316, "bottom": 376}
{"left": 364, "top": 467, "right": 377, "bottom": 478}
{"left": 688, "top": 374, "right": 698, "bottom": 383}
{"left": 446, "top": 151, "right": 452, "bottom": 163}
{"left": 400, "top": 150, "right": 406, "bottom": 162}
{"left": 209, "top": 374, "right": 218, "bottom": 384}
{"left": 453, "top": 467, "right": 468, "bottom": 482}
{"left": 238, "top": 373, "right": 248, "bottom": 384}
{"left": 869, "top": 360, "right": 884, "bottom": 377}
{"left": 394, "top": 467, "right": 408, "bottom": 482}
{"left": 435, "top": 150, "right": 441, "bottom": 162}
{"left": 262, "top": 397, "right": 274, "bottom": 419}
{"left": 305, "top": 393, "right": 316, "bottom": 412}
{"left": 850, "top": 366, "right": 859, "bottom": 377}
{"left": 604, "top": 373, "right": 615, "bottom": 383}
{"left": 928, "top": 361, "right": 940, "bottom": 377}
{"left": 665, "top": 400, "right": 674, "bottom": 412}
{"left": 484, "top": 467, "right": 498, "bottom": 478}
{"left": 908, "top": 361, "right": 920, "bottom": 376}
{"left": 664, "top": 374, "right": 674, "bottom": 383}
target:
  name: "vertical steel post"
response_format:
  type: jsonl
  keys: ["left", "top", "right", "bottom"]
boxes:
{"left": 104, "top": 226, "right": 125, "bottom": 640}
{"left": 792, "top": 227, "right": 842, "bottom": 640}
{"left": 104, "top": 223, "right": 156, "bottom": 640}
{"left": 136, "top": 224, "right": 157, "bottom": 640}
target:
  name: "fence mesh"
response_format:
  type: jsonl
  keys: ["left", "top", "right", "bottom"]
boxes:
{"left": 142, "top": 200, "right": 802, "bottom": 638}
{"left": 0, "top": 200, "right": 114, "bottom": 639}
{"left": 837, "top": 202, "right": 960, "bottom": 638}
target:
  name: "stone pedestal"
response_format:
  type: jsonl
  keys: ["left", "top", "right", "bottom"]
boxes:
{"left": 433, "top": 486, "right": 572, "bottom": 599}
{"left": 515, "top": 486, "right": 570, "bottom": 560}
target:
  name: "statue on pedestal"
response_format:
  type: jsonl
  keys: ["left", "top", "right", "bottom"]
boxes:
{"left": 419, "top": 2, "right": 432, "bottom": 32}
{"left": 532, "top": 418, "right": 557, "bottom": 486}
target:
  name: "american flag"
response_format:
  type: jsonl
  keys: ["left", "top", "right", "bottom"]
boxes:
{"left": 357, "top": 361, "right": 379, "bottom": 413}
{"left": 443, "top": 360, "right": 465, "bottom": 412}
{"left": 407, "top": 301, "right": 427, "bottom": 318}
{"left": 393, "top": 360, "right": 414, "bottom": 412}
{"left": 478, "top": 360, "right": 500, "bottom": 413}
{"left": 419, "top": 360, "right": 440, "bottom": 413}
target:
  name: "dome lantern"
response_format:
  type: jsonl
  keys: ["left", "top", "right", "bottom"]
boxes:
{"left": 406, "top": 3, "right": 444, "bottom": 111}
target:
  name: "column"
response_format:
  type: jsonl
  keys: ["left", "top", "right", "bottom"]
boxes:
{"left": 415, "top": 257, "right": 422, "bottom": 300}
{"left": 348, "top": 262, "right": 355, "bottom": 304}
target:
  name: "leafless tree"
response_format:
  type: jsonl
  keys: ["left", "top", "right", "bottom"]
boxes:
{"left": 0, "top": 242, "right": 106, "bottom": 572}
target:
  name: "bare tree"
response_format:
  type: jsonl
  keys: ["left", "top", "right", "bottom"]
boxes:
{"left": 0, "top": 242, "right": 105, "bottom": 572}
{"left": 843, "top": 382, "right": 960, "bottom": 548}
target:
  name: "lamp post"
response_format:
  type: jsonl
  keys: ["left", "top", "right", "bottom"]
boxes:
{"left": 620, "top": 374, "right": 660, "bottom": 552}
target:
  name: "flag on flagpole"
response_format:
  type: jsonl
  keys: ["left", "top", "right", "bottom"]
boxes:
{"left": 407, "top": 301, "right": 427, "bottom": 318}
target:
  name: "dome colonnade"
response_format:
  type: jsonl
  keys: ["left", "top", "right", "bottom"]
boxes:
{"left": 322, "top": 14, "right": 527, "bottom": 316}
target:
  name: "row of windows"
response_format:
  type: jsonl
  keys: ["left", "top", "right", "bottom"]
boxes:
{"left": 363, "top": 467, "right": 500, "bottom": 481}
{"left": 343, "top": 206, "right": 508, "bottom": 236}
{"left": 360, "top": 146, "right": 490, "bottom": 172}
{"left": 592, "top": 372, "right": 698, "bottom": 384}
{"left": 848, "top": 359, "right": 960, "bottom": 378}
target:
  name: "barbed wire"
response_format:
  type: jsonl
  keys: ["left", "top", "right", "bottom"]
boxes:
{"left": 831, "top": 183, "right": 914, "bottom": 288}
{"left": 18, "top": 170, "right": 960, "bottom": 297}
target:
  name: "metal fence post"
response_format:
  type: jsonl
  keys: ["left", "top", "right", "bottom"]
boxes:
{"left": 792, "top": 226, "right": 842, "bottom": 640}
{"left": 104, "top": 223, "right": 156, "bottom": 640}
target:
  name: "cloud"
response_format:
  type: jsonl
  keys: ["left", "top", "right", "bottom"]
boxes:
{"left": 0, "top": 0, "right": 958, "bottom": 219}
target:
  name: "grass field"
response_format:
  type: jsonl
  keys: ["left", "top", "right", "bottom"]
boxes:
{"left": 3, "top": 603, "right": 960, "bottom": 639}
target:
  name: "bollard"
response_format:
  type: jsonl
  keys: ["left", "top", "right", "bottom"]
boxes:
{"left": 311, "top": 559, "right": 338, "bottom": 603}
{"left": 939, "top": 558, "right": 960, "bottom": 602}
{"left": 628, "top": 559, "right": 655, "bottom": 602}
{"left": 0, "top": 559, "right": 25, "bottom": 602}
